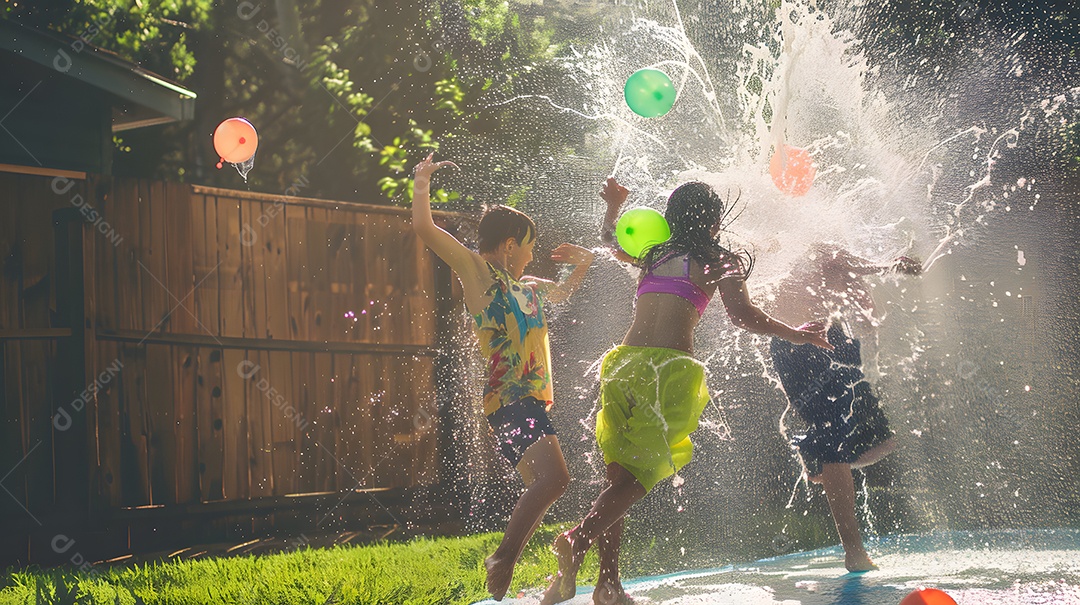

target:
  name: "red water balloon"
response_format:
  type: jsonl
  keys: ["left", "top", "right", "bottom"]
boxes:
{"left": 769, "top": 144, "right": 816, "bottom": 196}
{"left": 899, "top": 588, "right": 958, "bottom": 605}
{"left": 213, "top": 117, "right": 258, "bottom": 166}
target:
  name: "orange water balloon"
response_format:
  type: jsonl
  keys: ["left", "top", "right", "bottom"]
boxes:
{"left": 769, "top": 144, "right": 815, "bottom": 196}
{"left": 899, "top": 588, "right": 958, "bottom": 605}
{"left": 213, "top": 117, "right": 258, "bottom": 167}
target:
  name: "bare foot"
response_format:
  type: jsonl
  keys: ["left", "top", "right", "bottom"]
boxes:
{"left": 593, "top": 580, "right": 641, "bottom": 605}
{"left": 485, "top": 552, "right": 514, "bottom": 601}
{"left": 540, "top": 533, "right": 579, "bottom": 605}
{"left": 845, "top": 550, "right": 879, "bottom": 572}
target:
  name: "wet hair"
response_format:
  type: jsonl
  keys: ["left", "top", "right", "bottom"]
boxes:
{"left": 477, "top": 205, "right": 537, "bottom": 254}
{"left": 640, "top": 181, "right": 753, "bottom": 278}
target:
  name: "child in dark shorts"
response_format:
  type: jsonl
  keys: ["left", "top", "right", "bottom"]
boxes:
{"left": 412, "top": 154, "right": 594, "bottom": 600}
{"left": 770, "top": 324, "right": 894, "bottom": 478}
{"left": 487, "top": 396, "right": 557, "bottom": 467}
{"left": 767, "top": 243, "right": 921, "bottom": 571}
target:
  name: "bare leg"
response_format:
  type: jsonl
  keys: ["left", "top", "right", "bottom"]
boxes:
{"left": 486, "top": 436, "right": 570, "bottom": 601}
{"left": 817, "top": 462, "right": 877, "bottom": 572}
{"left": 541, "top": 463, "right": 646, "bottom": 605}
{"left": 851, "top": 437, "right": 896, "bottom": 469}
{"left": 593, "top": 516, "right": 635, "bottom": 605}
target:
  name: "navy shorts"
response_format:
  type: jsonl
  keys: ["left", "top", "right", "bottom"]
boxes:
{"left": 486, "top": 397, "right": 557, "bottom": 467}
{"left": 770, "top": 325, "right": 893, "bottom": 477}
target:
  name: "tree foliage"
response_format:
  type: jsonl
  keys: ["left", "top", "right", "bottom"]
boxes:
{"left": 3, "top": 0, "right": 584, "bottom": 205}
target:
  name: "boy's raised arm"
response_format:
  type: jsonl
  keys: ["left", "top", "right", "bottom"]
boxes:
{"left": 542, "top": 243, "right": 594, "bottom": 304}
{"left": 412, "top": 153, "right": 484, "bottom": 279}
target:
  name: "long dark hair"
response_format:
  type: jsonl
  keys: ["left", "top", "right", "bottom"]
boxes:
{"left": 639, "top": 181, "right": 753, "bottom": 278}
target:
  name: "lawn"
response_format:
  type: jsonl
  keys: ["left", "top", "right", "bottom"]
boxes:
{"left": 0, "top": 526, "right": 602, "bottom": 605}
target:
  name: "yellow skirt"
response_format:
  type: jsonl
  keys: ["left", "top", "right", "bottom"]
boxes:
{"left": 595, "top": 345, "right": 710, "bottom": 492}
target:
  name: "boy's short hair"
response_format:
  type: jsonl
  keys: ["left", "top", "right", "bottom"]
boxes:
{"left": 477, "top": 205, "right": 537, "bottom": 253}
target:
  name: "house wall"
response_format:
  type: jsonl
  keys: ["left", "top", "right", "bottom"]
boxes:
{"left": 0, "top": 55, "right": 112, "bottom": 174}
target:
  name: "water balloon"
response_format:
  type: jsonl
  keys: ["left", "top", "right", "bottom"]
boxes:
{"left": 616, "top": 207, "right": 671, "bottom": 258}
{"left": 624, "top": 68, "right": 676, "bottom": 118}
{"left": 213, "top": 117, "right": 259, "bottom": 167}
{"left": 769, "top": 144, "right": 815, "bottom": 196}
{"left": 899, "top": 588, "right": 958, "bottom": 605}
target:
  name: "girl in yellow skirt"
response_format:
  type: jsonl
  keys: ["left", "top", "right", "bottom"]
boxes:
{"left": 541, "top": 179, "right": 833, "bottom": 605}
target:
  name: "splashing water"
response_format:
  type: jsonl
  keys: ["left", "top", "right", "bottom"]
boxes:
{"left": 446, "top": 0, "right": 1079, "bottom": 593}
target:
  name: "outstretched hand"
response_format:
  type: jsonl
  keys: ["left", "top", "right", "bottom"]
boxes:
{"left": 413, "top": 152, "right": 457, "bottom": 180}
{"left": 600, "top": 177, "right": 629, "bottom": 213}
{"left": 794, "top": 321, "right": 834, "bottom": 350}
{"left": 890, "top": 256, "right": 922, "bottom": 276}
{"left": 550, "top": 243, "right": 595, "bottom": 266}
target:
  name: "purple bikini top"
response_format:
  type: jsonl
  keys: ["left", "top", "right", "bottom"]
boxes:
{"left": 636, "top": 253, "right": 712, "bottom": 316}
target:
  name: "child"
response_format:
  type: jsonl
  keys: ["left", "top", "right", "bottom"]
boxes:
{"left": 541, "top": 178, "right": 832, "bottom": 605}
{"left": 411, "top": 153, "right": 594, "bottom": 601}
{"left": 767, "top": 242, "right": 921, "bottom": 571}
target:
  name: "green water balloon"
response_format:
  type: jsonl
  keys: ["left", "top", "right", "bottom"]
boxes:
{"left": 624, "top": 68, "right": 677, "bottom": 118}
{"left": 616, "top": 207, "right": 671, "bottom": 258}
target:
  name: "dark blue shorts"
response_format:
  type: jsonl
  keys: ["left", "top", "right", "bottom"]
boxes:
{"left": 770, "top": 325, "right": 893, "bottom": 477}
{"left": 486, "top": 397, "right": 557, "bottom": 467}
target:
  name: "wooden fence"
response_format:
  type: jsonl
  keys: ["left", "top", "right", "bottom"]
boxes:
{"left": 0, "top": 168, "right": 468, "bottom": 565}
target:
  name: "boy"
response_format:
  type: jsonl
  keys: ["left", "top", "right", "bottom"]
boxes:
{"left": 768, "top": 242, "right": 921, "bottom": 571}
{"left": 411, "top": 153, "right": 594, "bottom": 600}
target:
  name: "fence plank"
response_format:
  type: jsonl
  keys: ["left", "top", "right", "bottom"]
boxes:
{"left": 93, "top": 340, "right": 124, "bottom": 510}
{"left": 262, "top": 198, "right": 289, "bottom": 341}
{"left": 174, "top": 345, "right": 198, "bottom": 504}
{"left": 144, "top": 344, "right": 176, "bottom": 505}
{"left": 220, "top": 347, "right": 250, "bottom": 500}
{"left": 245, "top": 349, "right": 274, "bottom": 498}
{"left": 196, "top": 348, "right": 225, "bottom": 501}
{"left": 306, "top": 208, "right": 330, "bottom": 342}
{"left": 119, "top": 344, "right": 150, "bottom": 506}
{"left": 91, "top": 175, "right": 119, "bottom": 331}
{"left": 21, "top": 341, "right": 53, "bottom": 514}
{"left": 240, "top": 199, "right": 267, "bottom": 339}
{"left": 326, "top": 214, "right": 352, "bottom": 341}
{"left": 192, "top": 195, "right": 221, "bottom": 338}
{"left": 113, "top": 179, "right": 142, "bottom": 333}
{"left": 365, "top": 215, "right": 390, "bottom": 344}
{"left": 337, "top": 354, "right": 363, "bottom": 492}
{"left": 166, "top": 181, "right": 197, "bottom": 335}
{"left": 268, "top": 349, "right": 296, "bottom": 495}
{"left": 373, "top": 354, "right": 394, "bottom": 488}
{"left": 346, "top": 211, "right": 370, "bottom": 341}
{"left": 285, "top": 204, "right": 309, "bottom": 341}
{"left": 313, "top": 352, "right": 336, "bottom": 492}
{"left": 141, "top": 180, "right": 170, "bottom": 334}
{"left": 410, "top": 357, "right": 439, "bottom": 486}
{"left": 293, "top": 351, "right": 316, "bottom": 494}
{"left": 17, "top": 174, "right": 54, "bottom": 329}
{"left": 219, "top": 197, "right": 245, "bottom": 339}
{"left": 356, "top": 354, "right": 376, "bottom": 488}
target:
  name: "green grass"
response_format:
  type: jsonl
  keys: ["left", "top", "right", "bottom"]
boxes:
{"left": 0, "top": 526, "right": 604, "bottom": 605}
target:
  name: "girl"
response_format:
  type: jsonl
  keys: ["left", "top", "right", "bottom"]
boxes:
{"left": 541, "top": 178, "right": 832, "bottom": 605}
